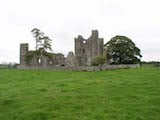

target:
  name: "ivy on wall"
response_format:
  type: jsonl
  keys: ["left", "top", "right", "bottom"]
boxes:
{"left": 25, "top": 49, "right": 53, "bottom": 64}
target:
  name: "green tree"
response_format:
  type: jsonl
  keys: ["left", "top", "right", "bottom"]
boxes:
{"left": 26, "top": 28, "right": 53, "bottom": 64}
{"left": 104, "top": 36, "right": 142, "bottom": 64}
{"left": 31, "top": 28, "right": 53, "bottom": 53}
{"left": 95, "top": 56, "right": 106, "bottom": 66}
{"left": 40, "top": 36, "right": 52, "bottom": 52}
{"left": 31, "top": 28, "right": 44, "bottom": 50}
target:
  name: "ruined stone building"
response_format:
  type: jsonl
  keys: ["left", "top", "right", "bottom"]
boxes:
{"left": 20, "top": 43, "right": 28, "bottom": 65}
{"left": 19, "top": 30, "right": 140, "bottom": 70}
{"left": 75, "top": 30, "right": 104, "bottom": 66}
{"left": 20, "top": 44, "right": 66, "bottom": 67}
{"left": 20, "top": 30, "right": 104, "bottom": 67}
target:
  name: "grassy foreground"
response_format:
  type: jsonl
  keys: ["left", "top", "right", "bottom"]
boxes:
{"left": 0, "top": 67, "right": 160, "bottom": 120}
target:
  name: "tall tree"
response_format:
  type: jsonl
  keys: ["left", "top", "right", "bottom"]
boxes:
{"left": 104, "top": 36, "right": 142, "bottom": 64}
{"left": 40, "top": 36, "right": 52, "bottom": 52}
{"left": 31, "top": 28, "right": 52, "bottom": 52}
{"left": 31, "top": 28, "right": 44, "bottom": 50}
{"left": 26, "top": 28, "right": 53, "bottom": 64}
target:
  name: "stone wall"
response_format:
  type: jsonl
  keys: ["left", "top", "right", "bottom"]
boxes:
{"left": 18, "top": 64, "right": 140, "bottom": 71}
{"left": 20, "top": 43, "right": 28, "bottom": 65}
{"left": 75, "top": 30, "right": 104, "bottom": 66}
{"left": 20, "top": 43, "right": 67, "bottom": 67}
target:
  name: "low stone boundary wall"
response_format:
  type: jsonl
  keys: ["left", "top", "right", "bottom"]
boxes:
{"left": 75, "top": 64, "right": 140, "bottom": 71}
{"left": 18, "top": 64, "right": 140, "bottom": 71}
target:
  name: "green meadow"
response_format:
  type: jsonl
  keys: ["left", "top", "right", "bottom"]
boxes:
{"left": 0, "top": 67, "right": 160, "bottom": 120}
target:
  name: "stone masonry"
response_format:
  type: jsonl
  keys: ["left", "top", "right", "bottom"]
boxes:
{"left": 20, "top": 43, "right": 29, "bottom": 65}
{"left": 20, "top": 44, "right": 66, "bottom": 67}
{"left": 20, "top": 30, "right": 104, "bottom": 67}
{"left": 19, "top": 30, "right": 140, "bottom": 71}
{"left": 75, "top": 30, "right": 103, "bottom": 66}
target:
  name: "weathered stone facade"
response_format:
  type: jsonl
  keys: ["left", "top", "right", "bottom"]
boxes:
{"left": 20, "top": 30, "right": 104, "bottom": 68}
{"left": 20, "top": 43, "right": 29, "bottom": 65}
{"left": 20, "top": 43, "right": 66, "bottom": 67}
{"left": 65, "top": 51, "right": 75, "bottom": 66}
{"left": 75, "top": 30, "right": 103, "bottom": 66}
{"left": 19, "top": 30, "right": 140, "bottom": 70}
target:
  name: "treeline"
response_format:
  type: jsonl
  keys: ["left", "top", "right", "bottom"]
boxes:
{"left": 141, "top": 61, "right": 160, "bottom": 67}
{"left": 0, "top": 63, "right": 19, "bottom": 69}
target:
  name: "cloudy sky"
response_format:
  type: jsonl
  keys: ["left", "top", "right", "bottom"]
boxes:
{"left": 0, "top": 0, "right": 160, "bottom": 63}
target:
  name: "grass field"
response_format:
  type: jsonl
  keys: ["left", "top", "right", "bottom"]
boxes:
{"left": 0, "top": 67, "right": 160, "bottom": 120}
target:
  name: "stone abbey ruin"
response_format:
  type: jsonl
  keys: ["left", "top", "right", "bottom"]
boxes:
{"left": 19, "top": 30, "right": 140, "bottom": 71}
{"left": 75, "top": 30, "right": 103, "bottom": 66}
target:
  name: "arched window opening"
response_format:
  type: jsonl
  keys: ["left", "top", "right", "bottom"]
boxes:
{"left": 38, "top": 58, "right": 42, "bottom": 64}
{"left": 83, "top": 49, "right": 85, "bottom": 53}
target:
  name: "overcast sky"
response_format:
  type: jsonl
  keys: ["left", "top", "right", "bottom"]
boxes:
{"left": 0, "top": 0, "right": 160, "bottom": 63}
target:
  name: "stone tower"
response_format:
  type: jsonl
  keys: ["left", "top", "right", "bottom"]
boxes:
{"left": 20, "top": 43, "right": 28, "bottom": 65}
{"left": 75, "top": 30, "right": 104, "bottom": 66}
